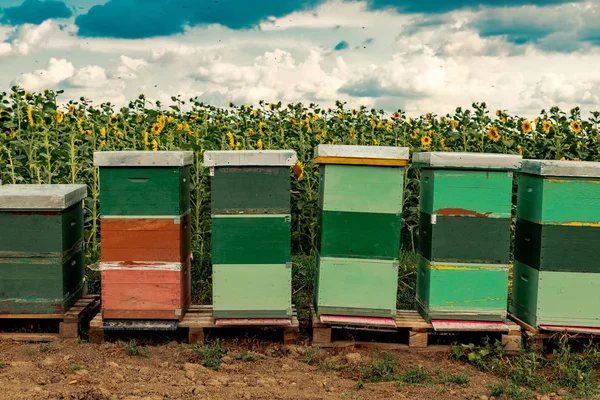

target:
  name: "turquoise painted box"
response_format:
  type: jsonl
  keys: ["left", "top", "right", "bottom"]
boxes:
{"left": 0, "top": 184, "right": 87, "bottom": 314}
{"left": 511, "top": 160, "right": 600, "bottom": 328}
{"left": 204, "top": 150, "right": 296, "bottom": 320}
{"left": 313, "top": 145, "right": 409, "bottom": 319}
{"left": 413, "top": 152, "right": 522, "bottom": 322}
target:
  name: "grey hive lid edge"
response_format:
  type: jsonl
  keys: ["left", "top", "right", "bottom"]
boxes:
{"left": 412, "top": 152, "right": 522, "bottom": 170}
{"left": 203, "top": 150, "right": 297, "bottom": 167}
{"left": 94, "top": 151, "right": 194, "bottom": 167}
{"left": 521, "top": 159, "right": 600, "bottom": 177}
{"left": 0, "top": 184, "right": 87, "bottom": 210}
{"left": 314, "top": 144, "right": 409, "bottom": 160}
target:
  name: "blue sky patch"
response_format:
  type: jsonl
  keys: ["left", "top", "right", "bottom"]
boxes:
{"left": 0, "top": 0, "right": 72, "bottom": 25}
{"left": 334, "top": 40, "right": 349, "bottom": 50}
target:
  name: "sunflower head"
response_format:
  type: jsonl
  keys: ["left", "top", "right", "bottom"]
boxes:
{"left": 393, "top": 112, "right": 400, "bottom": 120}
{"left": 488, "top": 126, "right": 501, "bottom": 142}
{"left": 152, "top": 123, "right": 160, "bottom": 134}
{"left": 421, "top": 135, "right": 432, "bottom": 147}
{"left": 517, "top": 145, "right": 523, "bottom": 155}
{"left": 293, "top": 161, "right": 305, "bottom": 181}
{"left": 542, "top": 121, "right": 552, "bottom": 134}
{"left": 571, "top": 120, "right": 582, "bottom": 133}
{"left": 522, "top": 120, "right": 532, "bottom": 134}
{"left": 425, "top": 113, "right": 432, "bottom": 121}
{"left": 410, "top": 131, "right": 418, "bottom": 139}
{"left": 451, "top": 120, "right": 459, "bottom": 129}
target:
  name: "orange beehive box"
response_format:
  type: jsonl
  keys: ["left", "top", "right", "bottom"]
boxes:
{"left": 100, "top": 214, "right": 191, "bottom": 263}
{"left": 100, "top": 257, "right": 191, "bottom": 320}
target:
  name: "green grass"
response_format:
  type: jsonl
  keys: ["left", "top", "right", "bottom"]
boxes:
{"left": 39, "top": 344, "right": 55, "bottom": 353}
{"left": 398, "top": 367, "right": 432, "bottom": 385}
{"left": 125, "top": 340, "right": 150, "bottom": 358}
{"left": 190, "top": 341, "right": 226, "bottom": 370}
{"left": 0, "top": 362, "right": 6, "bottom": 369}
{"left": 303, "top": 345, "right": 320, "bottom": 365}
{"left": 234, "top": 351, "right": 258, "bottom": 362}
{"left": 435, "top": 368, "right": 469, "bottom": 385}
{"left": 68, "top": 364, "right": 84, "bottom": 373}
{"left": 487, "top": 383, "right": 506, "bottom": 397}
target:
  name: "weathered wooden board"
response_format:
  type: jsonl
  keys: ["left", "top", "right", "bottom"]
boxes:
{"left": 517, "top": 174, "right": 600, "bottom": 224}
{"left": 211, "top": 216, "right": 291, "bottom": 265}
{"left": 210, "top": 167, "right": 290, "bottom": 214}
{"left": 0, "top": 184, "right": 87, "bottom": 211}
{"left": 418, "top": 213, "right": 511, "bottom": 264}
{"left": 99, "top": 166, "right": 190, "bottom": 216}
{"left": 318, "top": 210, "right": 401, "bottom": 260}
{"left": 101, "top": 258, "right": 190, "bottom": 320}
{"left": 314, "top": 256, "right": 398, "bottom": 319}
{"left": 510, "top": 261, "right": 600, "bottom": 328}
{"left": 416, "top": 256, "right": 509, "bottom": 322}
{"left": 318, "top": 164, "right": 404, "bottom": 214}
{"left": 419, "top": 169, "right": 513, "bottom": 218}
{"left": 0, "top": 204, "right": 83, "bottom": 256}
{"left": 514, "top": 218, "right": 600, "bottom": 272}
{"left": 0, "top": 250, "right": 85, "bottom": 314}
{"left": 212, "top": 263, "right": 291, "bottom": 319}
{"left": 100, "top": 214, "right": 191, "bottom": 262}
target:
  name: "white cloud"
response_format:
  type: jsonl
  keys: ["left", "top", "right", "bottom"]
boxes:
{"left": 15, "top": 57, "right": 76, "bottom": 91}
{"left": 10, "top": 20, "right": 59, "bottom": 55}
{"left": 115, "top": 55, "right": 148, "bottom": 80}
{"left": 68, "top": 64, "right": 108, "bottom": 88}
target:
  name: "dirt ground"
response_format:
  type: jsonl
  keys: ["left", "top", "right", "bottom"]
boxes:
{"left": 0, "top": 336, "right": 516, "bottom": 400}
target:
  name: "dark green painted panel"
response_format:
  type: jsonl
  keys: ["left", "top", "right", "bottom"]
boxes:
{"left": 0, "top": 204, "right": 83, "bottom": 256}
{"left": 318, "top": 210, "right": 401, "bottom": 260}
{"left": 509, "top": 261, "right": 539, "bottom": 328}
{"left": 0, "top": 249, "right": 84, "bottom": 314}
{"left": 315, "top": 306, "right": 396, "bottom": 318}
{"left": 418, "top": 212, "right": 511, "bottom": 264}
{"left": 99, "top": 166, "right": 190, "bottom": 216}
{"left": 211, "top": 167, "right": 290, "bottom": 214}
{"left": 515, "top": 218, "right": 600, "bottom": 272}
{"left": 211, "top": 216, "right": 291, "bottom": 264}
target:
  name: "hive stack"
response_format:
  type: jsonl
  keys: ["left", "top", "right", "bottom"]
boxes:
{"left": 0, "top": 184, "right": 87, "bottom": 314}
{"left": 313, "top": 145, "right": 409, "bottom": 321}
{"left": 94, "top": 151, "right": 193, "bottom": 320}
{"left": 413, "top": 152, "right": 522, "bottom": 322}
{"left": 511, "top": 160, "right": 600, "bottom": 329}
{"left": 204, "top": 150, "right": 296, "bottom": 320}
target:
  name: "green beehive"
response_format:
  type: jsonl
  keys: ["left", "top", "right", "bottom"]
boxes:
{"left": 203, "top": 150, "right": 296, "bottom": 320}
{"left": 511, "top": 160, "right": 600, "bottom": 328}
{"left": 413, "top": 152, "right": 522, "bottom": 322}
{"left": 313, "top": 145, "right": 409, "bottom": 319}
{"left": 0, "top": 184, "right": 87, "bottom": 314}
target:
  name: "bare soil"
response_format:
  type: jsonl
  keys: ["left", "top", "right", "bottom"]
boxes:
{"left": 0, "top": 337, "right": 513, "bottom": 400}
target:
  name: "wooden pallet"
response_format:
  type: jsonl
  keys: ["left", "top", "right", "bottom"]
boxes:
{"left": 311, "top": 305, "right": 522, "bottom": 351}
{"left": 0, "top": 295, "right": 101, "bottom": 342}
{"left": 509, "top": 313, "right": 600, "bottom": 351}
{"left": 90, "top": 304, "right": 300, "bottom": 345}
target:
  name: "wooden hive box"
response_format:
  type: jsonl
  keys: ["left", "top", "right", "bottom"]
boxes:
{"left": 94, "top": 151, "right": 193, "bottom": 320}
{"left": 511, "top": 160, "right": 600, "bottom": 328}
{"left": 203, "top": 150, "right": 296, "bottom": 320}
{"left": 0, "top": 184, "right": 87, "bottom": 314}
{"left": 413, "top": 152, "right": 522, "bottom": 322}
{"left": 313, "top": 145, "right": 409, "bottom": 320}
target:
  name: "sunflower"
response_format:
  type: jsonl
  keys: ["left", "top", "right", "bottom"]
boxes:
{"left": 289, "top": 118, "right": 297, "bottom": 126}
{"left": 373, "top": 138, "right": 379, "bottom": 145}
{"left": 68, "top": 105, "right": 75, "bottom": 115}
{"left": 495, "top": 110, "right": 501, "bottom": 117}
{"left": 293, "top": 161, "right": 304, "bottom": 181}
{"left": 226, "top": 132, "right": 235, "bottom": 147}
{"left": 517, "top": 145, "right": 523, "bottom": 155}
{"left": 522, "top": 120, "right": 532, "bottom": 134}
{"left": 349, "top": 129, "right": 357, "bottom": 140}
{"left": 451, "top": 120, "right": 459, "bottom": 129}
{"left": 56, "top": 110, "right": 64, "bottom": 124}
{"left": 253, "top": 109, "right": 258, "bottom": 118}
{"left": 269, "top": 103, "right": 274, "bottom": 111}
{"left": 167, "top": 116, "right": 175, "bottom": 124}
{"left": 100, "top": 127, "right": 106, "bottom": 139}
{"left": 27, "top": 107, "right": 35, "bottom": 127}
{"left": 151, "top": 123, "right": 160, "bottom": 134}
{"left": 393, "top": 112, "right": 400, "bottom": 120}
{"left": 488, "top": 126, "right": 501, "bottom": 142}
{"left": 542, "top": 121, "right": 552, "bottom": 134}
{"left": 410, "top": 131, "right": 418, "bottom": 139}
{"left": 151, "top": 139, "right": 158, "bottom": 151}
{"left": 136, "top": 114, "right": 143, "bottom": 123}
{"left": 144, "top": 132, "right": 150, "bottom": 145}
{"left": 571, "top": 120, "right": 582, "bottom": 133}
{"left": 421, "top": 136, "right": 432, "bottom": 147}
{"left": 259, "top": 121, "right": 266, "bottom": 133}
{"left": 257, "top": 139, "right": 263, "bottom": 150}
{"left": 425, "top": 113, "right": 432, "bottom": 121}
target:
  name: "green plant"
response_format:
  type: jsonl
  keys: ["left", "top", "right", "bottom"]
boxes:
{"left": 550, "top": 340, "right": 600, "bottom": 396}
{"left": 0, "top": 362, "right": 6, "bottom": 369}
{"left": 355, "top": 379, "right": 364, "bottom": 390}
{"left": 398, "top": 367, "right": 432, "bottom": 385}
{"left": 435, "top": 369, "right": 469, "bottom": 385}
{"left": 190, "top": 341, "right": 225, "bottom": 370}
{"left": 303, "top": 345, "right": 320, "bottom": 365}
{"left": 506, "top": 382, "right": 532, "bottom": 400}
{"left": 318, "top": 361, "right": 345, "bottom": 371}
{"left": 235, "top": 351, "right": 258, "bottom": 362}
{"left": 486, "top": 383, "right": 506, "bottom": 397}
{"left": 359, "top": 352, "right": 398, "bottom": 382}
{"left": 125, "top": 340, "right": 150, "bottom": 358}
{"left": 68, "top": 364, "right": 84, "bottom": 373}
{"left": 39, "top": 344, "right": 55, "bottom": 353}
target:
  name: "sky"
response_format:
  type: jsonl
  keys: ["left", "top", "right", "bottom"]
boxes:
{"left": 0, "top": 0, "right": 599, "bottom": 116}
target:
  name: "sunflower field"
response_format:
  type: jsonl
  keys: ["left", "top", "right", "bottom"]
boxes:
{"left": 1, "top": 86, "right": 600, "bottom": 301}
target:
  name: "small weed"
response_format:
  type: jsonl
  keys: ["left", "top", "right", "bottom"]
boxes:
{"left": 318, "top": 361, "right": 345, "bottom": 371}
{"left": 359, "top": 352, "right": 398, "bottom": 382}
{"left": 68, "top": 364, "right": 83, "bottom": 373}
{"left": 125, "top": 340, "right": 149, "bottom": 358}
{"left": 506, "top": 382, "right": 532, "bottom": 400}
{"left": 77, "top": 339, "right": 88, "bottom": 345}
{"left": 355, "top": 379, "right": 364, "bottom": 390}
{"left": 190, "top": 341, "right": 225, "bottom": 370}
{"left": 235, "top": 351, "right": 258, "bottom": 362}
{"left": 304, "top": 345, "right": 320, "bottom": 365}
{"left": 0, "top": 362, "right": 6, "bottom": 369}
{"left": 39, "top": 344, "right": 55, "bottom": 353}
{"left": 486, "top": 383, "right": 506, "bottom": 397}
{"left": 436, "top": 369, "right": 469, "bottom": 385}
{"left": 398, "top": 367, "right": 432, "bottom": 385}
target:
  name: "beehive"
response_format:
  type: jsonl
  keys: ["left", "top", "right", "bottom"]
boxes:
{"left": 313, "top": 145, "right": 409, "bottom": 320}
{"left": 413, "top": 152, "right": 522, "bottom": 322}
{"left": 511, "top": 160, "right": 600, "bottom": 328}
{"left": 204, "top": 150, "right": 296, "bottom": 320}
{"left": 94, "top": 151, "right": 193, "bottom": 320}
{"left": 0, "top": 184, "right": 87, "bottom": 314}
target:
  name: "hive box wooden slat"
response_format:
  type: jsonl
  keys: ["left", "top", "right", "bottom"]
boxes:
{"left": 204, "top": 150, "right": 296, "bottom": 320}
{"left": 0, "top": 184, "right": 87, "bottom": 314}
{"left": 314, "top": 145, "right": 409, "bottom": 319}
{"left": 94, "top": 151, "right": 193, "bottom": 320}
{"left": 413, "top": 152, "right": 522, "bottom": 322}
{"left": 511, "top": 160, "right": 600, "bottom": 328}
